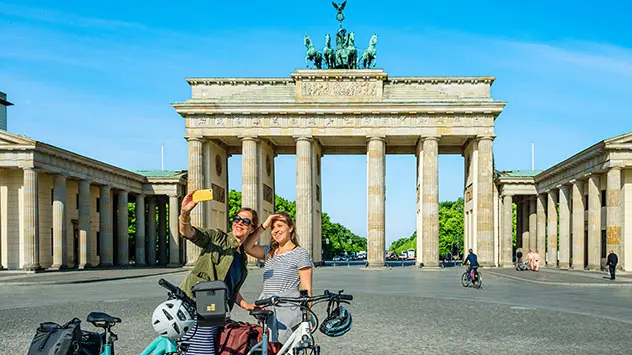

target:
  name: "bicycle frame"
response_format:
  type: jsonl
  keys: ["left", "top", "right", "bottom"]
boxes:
{"left": 277, "top": 320, "right": 313, "bottom": 355}
{"left": 139, "top": 336, "right": 178, "bottom": 355}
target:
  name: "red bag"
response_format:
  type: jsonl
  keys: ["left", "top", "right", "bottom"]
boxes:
{"left": 216, "top": 321, "right": 282, "bottom": 354}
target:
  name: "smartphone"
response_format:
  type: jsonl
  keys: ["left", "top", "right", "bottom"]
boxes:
{"left": 192, "top": 189, "right": 214, "bottom": 202}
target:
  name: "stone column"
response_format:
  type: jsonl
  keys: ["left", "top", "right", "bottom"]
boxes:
{"left": 572, "top": 180, "right": 585, "bottom": 269}
{"left": 23, "top": 167, "right": 41, "bottom": 271}
{"left": 422, "top": 136, "right": 439, "bottom": 266}
{"left": 502, "top": 194, "right": 514, "bottom": 267}
{"left": 117, "top": 191, "right": 129, "bottom": 266}
{"left": 158, "top": 198, "right": 167, "bottom": 265}
{"left": 547, "top": 190, "right": 558, "bottom": 267}
{"left": 78, "top": 180, "right": 91, "bottom": 269}
{"left": 241, "top": 136, "right": 260, "bottom": 265}
{"left": 529, "top": 197, "right": 537, "bottom": 252}
{"left": 146, "top": 196, "right": 156, "bottom": 266}
{"left": 367, "top": 136, "right": 386, "bottom": 267}
{"left": 558, "top": 185, "right": 571, "bottom": 268}
{"left": 587, "top": 175, "right": 601, "bottom": 270}
{"left": 536, "top": 194, "right": 547, "bottom": 257}
{"left": 476, "top": 135, "right": 494, "bottom": 266}
{"left": 51, "top": 174, "right": 67, "bottom": 270}
{"left": 135, "top": 194, "right": 146, "bottom": 266}
{"left": 516, "top": 200, "right": 523, "bottom": 249}
{"left": 168, "top": 194, "right": 181, "bottom": 266}
{"left": 522, "top": 200, "right": 530, "bottom": 250}
{"left": 99, "top": 185, "right": 113, "bottom": 267}
{"left": 295, "top": 136, "right": 314, "bottom": 259}
{"left": 186, "top": 137, "right": 203, "bottom": 265}
{"left": 606, "top": 168, "right": 622, "bottom": 262}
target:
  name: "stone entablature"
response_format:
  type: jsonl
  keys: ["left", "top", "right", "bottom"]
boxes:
{"left": 184, "top": 70, "right": 497, "bottom": 103}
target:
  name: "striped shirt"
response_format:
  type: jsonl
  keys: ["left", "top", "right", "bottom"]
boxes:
{"left": 263, "top": 245, "right": 313, "bottom": 295}
{"left": 178, "top": 317, "right": 217, "bottom": 355}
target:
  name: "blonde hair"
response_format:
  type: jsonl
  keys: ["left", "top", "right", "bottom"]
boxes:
{"left": 267, "top": 212, "right": 299, "bottom": 258}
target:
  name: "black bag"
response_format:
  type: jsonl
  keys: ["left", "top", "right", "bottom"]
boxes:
{"left": 79, "top": 330, "right": 103, "bottom": 355}
{"left": 28, "top": 318, "right": 82, "bottom": 355}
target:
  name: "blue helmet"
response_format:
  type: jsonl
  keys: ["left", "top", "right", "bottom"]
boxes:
{"left": 319, "top": 305, "right": 352, "bottom": 337}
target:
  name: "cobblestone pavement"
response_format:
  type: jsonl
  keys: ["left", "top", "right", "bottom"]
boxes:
{"left": 486, "top": 267, "right": 632, "bottom": 286}
{"left": 1, "top": 267, "right": 631, "bottom": 354}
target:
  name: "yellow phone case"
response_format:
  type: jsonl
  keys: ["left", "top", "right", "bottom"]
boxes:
{"left": 192, "top": 189, "right": 214, "bottom": 202}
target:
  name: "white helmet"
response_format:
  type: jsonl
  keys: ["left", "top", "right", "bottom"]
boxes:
{"left": 151, "top": 299, "right": 195, "bottom": 340}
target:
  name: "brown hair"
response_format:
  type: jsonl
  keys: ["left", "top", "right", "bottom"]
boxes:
{"left": 236, "top": 207, "right": 259, "bottom": 235}
{"left": 267, "top": 211, "right": 299, "bottom": 258}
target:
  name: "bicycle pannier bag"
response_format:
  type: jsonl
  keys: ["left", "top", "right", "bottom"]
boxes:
{"left": 216, "top": 321, "right": 282, "bottom": 355}
{"left": 27, "top": 317, "right": 82, "bottom": 355}
{"left": 192, "top": 280, "right": 229, "bottom": 327}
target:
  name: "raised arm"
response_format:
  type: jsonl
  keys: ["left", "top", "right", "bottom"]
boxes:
{"left": 242, "top": 214, "right": 277, "bottom": 260}
{"left": 179, "top": 190, "right": 198, "bottom": 240}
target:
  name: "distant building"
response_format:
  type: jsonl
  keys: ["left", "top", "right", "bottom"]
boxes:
{"left": 0, "top": 91, "right": 13, "bottom": 131}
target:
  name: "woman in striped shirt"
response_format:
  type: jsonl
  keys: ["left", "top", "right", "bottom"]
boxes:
{"left": 244, "top": 212, "right": 313, "bottom": 344}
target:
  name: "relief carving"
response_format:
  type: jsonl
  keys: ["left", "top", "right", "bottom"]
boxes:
{"left": 301, "top": 81, "right": 377, "bottom": 97}
{"left": 263, "top": 184, "right": 273, "bottom": 204}
{"left": 211, "top": 183, "right": 226, "bottom": 203}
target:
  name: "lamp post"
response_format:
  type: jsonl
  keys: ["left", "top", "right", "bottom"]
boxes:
{"left": 347, "top": 239, "right": 352, "bottom": 267}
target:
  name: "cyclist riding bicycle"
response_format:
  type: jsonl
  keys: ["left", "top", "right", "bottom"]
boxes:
{"left": 463, "top": 248, "right": 479, "bottom": 281}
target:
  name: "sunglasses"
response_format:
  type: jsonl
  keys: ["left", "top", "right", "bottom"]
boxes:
{"left": 231, "top": 215, "right": 252, "bottom": 226}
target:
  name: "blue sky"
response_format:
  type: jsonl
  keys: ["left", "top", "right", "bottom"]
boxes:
{"left": 2, "top": 0, "right": 631, "bottom": 247}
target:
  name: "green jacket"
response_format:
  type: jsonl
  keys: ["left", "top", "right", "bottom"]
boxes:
{"left": 179, "top": 227, "right": 248, "bottom": 309}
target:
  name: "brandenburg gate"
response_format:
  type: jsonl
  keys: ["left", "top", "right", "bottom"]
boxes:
{"left": 173, "top": 69, "right": 506, "bottom": 267}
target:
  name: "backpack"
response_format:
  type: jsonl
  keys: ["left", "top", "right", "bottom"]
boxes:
{"left": 28, "top": 318, "right": 83, "bottom": 355}
{"left": 216, "top": 320, "right": 282, "bottom": 354}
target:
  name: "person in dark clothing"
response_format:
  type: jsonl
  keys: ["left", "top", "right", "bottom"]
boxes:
{"left": 516, "top": 250, "right": 523, "bottom": 263}
{"left": 463, "top": 249, "right": 479, "bottom": 281}
{"left": 606, "top": 250, "right": 618, "bottom": 280}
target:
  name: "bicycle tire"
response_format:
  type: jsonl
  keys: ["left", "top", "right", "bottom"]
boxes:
{"left": 461, "top": 272, "right": 469, "bottom": 287}
{"left": 473, "top": 274, "right": 482, "bottom": 289}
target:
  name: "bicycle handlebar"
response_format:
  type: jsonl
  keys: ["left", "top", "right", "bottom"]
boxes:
{"left": 254, "top": 290, "right": 353, "bottom": 307}
{"left": 158, "top": 278, "right": 195, "bottom": 307}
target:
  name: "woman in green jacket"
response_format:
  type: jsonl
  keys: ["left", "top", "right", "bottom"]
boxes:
{"left": 177, "top": 189, "right": 259, "bottom": 354}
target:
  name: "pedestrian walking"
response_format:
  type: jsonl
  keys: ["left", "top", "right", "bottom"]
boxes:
{"left": 606, "top": 250, "right": 618, "bottom": 280}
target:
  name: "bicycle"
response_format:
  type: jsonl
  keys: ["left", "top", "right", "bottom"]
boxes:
{"left": 461, "top": 266, "right": 482, "bottom": 289}
{"left": 247, "top": 289, "right": 354, "bottom": 355}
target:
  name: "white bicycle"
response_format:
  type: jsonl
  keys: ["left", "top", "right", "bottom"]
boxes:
{"left": 247, "top": 290, "right": 354, "bottom": 355}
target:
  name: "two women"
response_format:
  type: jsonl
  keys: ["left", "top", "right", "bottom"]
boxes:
{"left": 177, "top": 189, "right": 313, "bottom": 351}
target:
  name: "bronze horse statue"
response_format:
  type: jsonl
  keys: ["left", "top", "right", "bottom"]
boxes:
{"left": 304, "top": 35, "right": 323, "bottom": 69}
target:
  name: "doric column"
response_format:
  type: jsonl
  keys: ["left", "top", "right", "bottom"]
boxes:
{"left": 146, "top": 196, "right": 156, "bottom": 266}
{"left": 558, "top": 185, "right": 571, "bottom": 268}
{"left": 186, "top": 137, "right": 204, "bottom": 265}
{"left": 547, "top": 190, "right": 558, "bottom": 267}
{"left": 529, "top": 197, "right": 537, "bottom": 252}
{"left": 117, "top": 190, "right": 129, "bottom": 266}
{"left": 571, "top": 180, "right": 585, "bottom": 269}
{"left": 22, "top": 167, "right": 41, "bottom": 271}
{"left": 606, "top": 168, "right": 622, "bottom": 263}
{"left": 587, "top": 175, "right": 601, "bottom": 270}
{"left": 536, "top": 194, "right": 546, "bottom": 257}
{"left": 158, "top": 197, "right": 167, "bottom": 265}
{"left": 522, "top": 200, "right": 530, "bottom": 250}
{"left": 476, "top": 135, "right": 494, "bottom": 265}
{"left": 502, "top": 194, "right": 514, "bottom": 267}
{"left": 99, "top": 185, "right": 113, "bottom": 267}
{"left": 367, "top": 136, "right": 386, "bottom": 267}
{"left": 422, "top": 136, "right": 439, "bottom": 266}
{"left": 135, "top": 193, "right": 146, "bottom": 266}
{"left": 168, "top": 194, "right": 181, "bottom": 266}
{"left": 51, "top": 174, "right": 67, "bottom": 270}
{"left": 295, "top": 136, "right": 314, "bottom": 259}
{"left": 516, "top": 200, "right": 522, "bottom": 249}
{"left": 241, "top": 136, "right": 260, "bottom": 265}
{"left": 78, "top": 180, "right": 91, "bottom": 269}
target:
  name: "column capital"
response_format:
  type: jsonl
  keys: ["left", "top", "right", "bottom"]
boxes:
{"left": 609, "top": 166, "right": 623, "bottom": 172}
{"left": 501, "top": 193, "right": 514, "bottom": 198}
{"left": 476, "top": 134, "right": 496, "bottom": 141}
{"left": 240, "top": 135, "right": 260, "bottom": 142}
{"left": 293, "top": 135, "right": 313, "bottom": 142}
{"left": 421, "top": 135, "right": 441, "bottom": 142}
{"left": 186, "top": 136, "right": 203, "bottom": 142}
{"left": 22, "top": 166, "right": 39, "bottom": 172}
{"left": 366, "top": 135, "right": 386, "bottom": 143}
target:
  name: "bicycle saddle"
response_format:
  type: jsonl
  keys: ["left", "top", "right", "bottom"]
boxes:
{"left": 87, "top": 312, "right": 121, "bottom": 324}
{"left": 249, "top": 308, "right": 274, "bottom": 319}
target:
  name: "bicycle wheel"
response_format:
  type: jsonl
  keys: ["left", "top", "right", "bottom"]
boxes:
{"left": 473, "top": 273, "right": 482, "bottom": 289}
{"left": 461, "top": 272, "right": 469, "bottom": 287}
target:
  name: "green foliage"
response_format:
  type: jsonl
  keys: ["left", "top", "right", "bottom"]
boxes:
{"left": 228, "top": 190, "right": 365, "bottom": 259}
{"left": 389, "top": 198, "right": 465, "bottom": 256}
